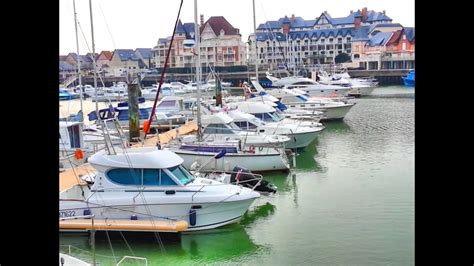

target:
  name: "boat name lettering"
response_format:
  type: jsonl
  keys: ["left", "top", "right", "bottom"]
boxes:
{"left": 59, "top": 210, "right": 76, "bottom": 217}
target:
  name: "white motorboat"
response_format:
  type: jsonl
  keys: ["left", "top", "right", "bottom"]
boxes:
{"left": 227, "top": 109, "right": 323, "bottom": 149}
{"left": 266, "top": 72, "right": 351, "bottom": 97}
{"left": 59, "top": 147, "right": 260, "bottom": 231}
{"left": 255, "top": 84, "right": 355, "bottom": 121}
{"left": 168, "top": 112, "right": 290, "bottom": 172}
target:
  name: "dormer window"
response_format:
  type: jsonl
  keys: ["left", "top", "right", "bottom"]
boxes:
{"left": 220, "top": 29, "right": 225, "bottom": 36}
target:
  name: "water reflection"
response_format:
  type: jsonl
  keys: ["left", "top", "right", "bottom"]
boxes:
{"left": 60, "top": 224, "right": 263, "bottom": 265}
{"left": 241, "top": 202, "right": 276, "bottom": 226}
{"left": 323, "top": 121, "right": 352, "bottom": 134}
{"left": 181, "top": 225, "right": 261, "bottom": 263}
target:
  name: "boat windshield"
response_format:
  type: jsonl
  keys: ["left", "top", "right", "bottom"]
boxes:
{"left": 268, "top": 111, "right": 284, "bottom": 122}
{"left": 169, "top": 165, "right": 194, "bottom": 185}
{"left": 227, "top": 122, "right": 241, "bottom": 131}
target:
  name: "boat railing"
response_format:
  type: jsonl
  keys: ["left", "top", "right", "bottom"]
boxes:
{"left": 198, "top": 169, "right": 264, "bottom": 192}
{"left": 117, "top": 256, "right": 148, "bottom": 266}
{"left": 60, "top": 245, "right": 148, "bottom": 265}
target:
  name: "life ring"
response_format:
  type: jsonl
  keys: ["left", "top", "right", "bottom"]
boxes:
{"left": 249, "top": 145, "right": 256, "bottom": 153}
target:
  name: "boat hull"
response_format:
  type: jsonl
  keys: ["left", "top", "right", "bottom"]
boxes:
{"left": 403, "top": 78, "right": 415, "bottom": 87}
{"left": 172, "top": 150, "right": 289, "bottom": 172}
{"left": 347, "top": 86, "right": 376, "bottom": 97}
{"left": 60, "top": 194, "right": 257, "bottom": 232}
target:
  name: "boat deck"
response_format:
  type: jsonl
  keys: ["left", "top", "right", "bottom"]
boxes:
{"left": 138, "top": 120, "right": 197, "bottom": 146}
{"left": 59, "top": 164, "right": 95, "bottom": 193}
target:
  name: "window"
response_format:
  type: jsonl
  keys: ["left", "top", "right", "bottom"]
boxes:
{"left": 67, "top": 125, "right": 81, "bottom": 148}
{"left": 203, "top": 123, "right": 235, "bottom": 134}
{"left": 107, "top": 168, "right": 142, "bottom": 185}
{"left": 168, "top": 165, "right": 193, "bottom": 185}
{"left": 160, "top": 169, "right": 178, "bottom": 186}
{"left": 142, "top": 169, "right": 160, "bottom": 185}
{"left": 247, "top": 122, "right": 258, "bottom": 129}
{"left": 233, "top": 121, "right": 245, "bottom": 129}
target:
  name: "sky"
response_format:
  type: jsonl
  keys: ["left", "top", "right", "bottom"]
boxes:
{"left": 59, "top": 0, "right": 414, "bottom": 55}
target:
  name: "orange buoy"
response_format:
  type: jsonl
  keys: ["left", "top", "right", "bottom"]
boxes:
{"left": 74, "top": 148, "right": 84, "bottom": 160}
{"left": 143, "top": 120, "right": 150, "bottom": 134}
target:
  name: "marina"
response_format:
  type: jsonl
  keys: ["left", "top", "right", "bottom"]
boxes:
{"left": 60, "top": 86, "right": 414, "bottom": 265}
{"left": 59, "top": 0, "right": 414, "bottom": 264}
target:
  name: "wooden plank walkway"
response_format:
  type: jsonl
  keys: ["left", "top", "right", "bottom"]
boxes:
{"left": 138, "top": 120, "right": 197, "bottom": 146}
{"left": 59, "top": 164, "right": 95, "bottom": 193}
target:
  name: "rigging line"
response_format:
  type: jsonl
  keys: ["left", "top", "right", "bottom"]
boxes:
{"left": 118, "top": 231, "right": 135, "bottom": 257}
{"left": 59, "top": 136, "right": 86, "bottom": 200}
{"left": 98, "top": 2, "right": 117, "bottom": 50}
{"left": 105, "top": 229, "right": 118, "bottom": 265}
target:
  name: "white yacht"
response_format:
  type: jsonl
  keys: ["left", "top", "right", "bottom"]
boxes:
{"left": 59, "top": 146, "right": 260, "bottom": 231}
{"left": 168, "top": 113, "right": 290, "bottom": 172}
{"left": 227, "top": 109, "right": 323, "bottom": 149}
{"left": 266, "top": 72, "right": 351, "bottom": 97}
{"left": 318, "top": 70, "right": 376, "bottom": 96}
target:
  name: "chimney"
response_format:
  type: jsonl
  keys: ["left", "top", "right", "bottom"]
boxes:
{"left": 383, "top": 10, "right": 386, "bottom": 15}
{"left": 350, "top": 10, "right": 353, "bottom": 14}
{"left": 354, "top": 17, "right": 361, "bottom": 30}
{"left": 200, "top": 14, "right": 204, "bottom": 26}
{"left": 291, "top": 14, "right": 295, "bottom": 20}
{"left": 361, "top": 7, "right": 368, "bottom": 22}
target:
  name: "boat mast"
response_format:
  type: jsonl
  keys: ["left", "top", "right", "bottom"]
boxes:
{"left": 73, "top": 0, "right": 83, "bottom": 117}
{"left": 89, "top": 0, "right": 99, "bottom": 116}
{"left": 252, "top": 0, "right": 259, "bottom": 82}
{"left": 194, "top": 0, "right": 202, "bottom": 141}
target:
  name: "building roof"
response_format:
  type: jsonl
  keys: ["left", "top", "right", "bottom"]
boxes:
{"left": 59, "top": 61, "right": 76, "bottom": 71}
{"left": 98, "top": 51, "right": 113, "bottom": 60}
{"left": 59, "top": 55, "right": 67, "bottom": 61}
{"left": 368, "top": 23, "right": 403, "bottom": 33}
{"left": 404, "top": 27, "right": 415, "bottom": 42}
{"left": 114, "top": 49, "right": 139, "bottom": 61}
{"left": 200, "top": 16, "right": 240, "bottom": 36}
{"left": 135, "top": 48, "right": 152, "bottom": 59}
{"left": 67, "top": 53, "right": 93, "bottom": 63}
{"left": 255, "top": 26, "right": 370, "bottom": 41}
{"left": 176, "top": 20, "right": 186, "bottom": 34}
{"left": 256, "top": 9, "right": 392, "bottom": 31}
{"left": 352, "top": 27, "right": 371, "bottom": 41}
{"left": 367, "top": 32, "right": 393, "bottom": 46}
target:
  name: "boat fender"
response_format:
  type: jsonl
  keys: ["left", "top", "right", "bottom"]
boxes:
{"left": 131, "top": 215, "right": 138, "bottom": 220}
{"left": 74, "top": 148, "right": 84, "bottom": 160}
{"left": 189, "top": 206, "right": 202, "bottom": 226}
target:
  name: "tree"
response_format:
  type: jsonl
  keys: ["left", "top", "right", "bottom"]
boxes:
{"left": 335, "top": 53, "right": 351, "bottom": 64}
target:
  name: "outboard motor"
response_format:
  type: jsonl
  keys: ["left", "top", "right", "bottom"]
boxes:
{"left": 230, "top": 166, "right": 277, "bottom": 194}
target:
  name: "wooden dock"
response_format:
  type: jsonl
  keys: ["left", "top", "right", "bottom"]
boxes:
{"left": 60, "top": 164, "right": 95, "bottom": 193}
{"left": 60, "top": 219, "right": 189, "bottom": 232}
{"left": 137, "top": 120, "right": 197, "bottom": 146}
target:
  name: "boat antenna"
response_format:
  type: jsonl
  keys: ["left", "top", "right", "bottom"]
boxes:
{"left": 144, "top": 0, "right": 184, "bottom": 141}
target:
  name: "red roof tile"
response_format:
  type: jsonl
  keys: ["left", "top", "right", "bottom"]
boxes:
{"left": 386, "top": 30, "right": 402, "bottom": 46}
{"left": 98, "top": 51, "right": 113, "bottom": 60}
{"left": 200, "top": 16, "right": 240, "bottom": 36}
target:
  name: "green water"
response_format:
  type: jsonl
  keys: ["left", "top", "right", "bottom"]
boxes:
{"left": 60, "top": 86, "right": 414, "bottom": 265}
